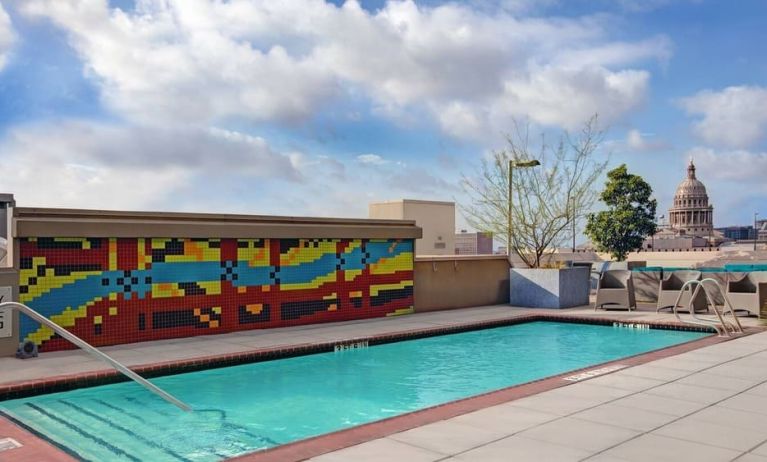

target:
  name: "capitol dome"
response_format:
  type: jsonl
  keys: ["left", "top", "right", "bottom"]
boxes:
{"left": 668, "top": 159, "right": 713, "bottom": 236}
{"left": 674, "top": 161, "right": 708, "bottom": 198}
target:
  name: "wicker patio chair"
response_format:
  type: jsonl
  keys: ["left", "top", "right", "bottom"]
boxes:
{"left": 656, "top": 270, "right": 708, "bottom": 313}
{"left": 726, "top": 272, "right": 767, "bottom": 318}
{"left": 594, "top": 270, "right": 636, "bottom": 311}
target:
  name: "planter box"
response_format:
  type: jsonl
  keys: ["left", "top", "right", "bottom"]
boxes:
{"left": 510, "top": 267, "right": 590, "bottom": 308}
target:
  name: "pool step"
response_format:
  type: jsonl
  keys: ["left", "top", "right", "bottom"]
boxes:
{"left": 14, "top": 399, "right": 199, "bottom": 462}
{"left": 8, "top": 396, "right": 274, "bottom": 461}
{"left": 10, "top": 401, "right": 149, "bottom": 462}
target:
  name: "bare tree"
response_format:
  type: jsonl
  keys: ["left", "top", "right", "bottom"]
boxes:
{"left": 460, "top": 116, "right": 608, "bottom": 268}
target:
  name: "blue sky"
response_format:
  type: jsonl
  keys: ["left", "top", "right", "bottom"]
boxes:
{"left": 0, "top": 0, "right": 765, "bottom": 229}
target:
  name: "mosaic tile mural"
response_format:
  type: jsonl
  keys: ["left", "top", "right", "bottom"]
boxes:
{"left": 19, "top": 238, "right": 414, "bottom": 352}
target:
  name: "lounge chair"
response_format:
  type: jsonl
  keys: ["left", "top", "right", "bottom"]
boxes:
{"left": 594, "top": 270, "right": 636, "bottom": 311}
{"left": 589, "top": 262, "right": 610, "bottom": 292}
{"left": 656, "top": 270, "right": 708, "bottom": 313}
{"left": 726, "top": 272, "right": 767, "bottom": 318}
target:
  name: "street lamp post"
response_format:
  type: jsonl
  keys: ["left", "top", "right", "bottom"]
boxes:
{"left": 571, "top": 196, "right": 576, "bottom": 253}
{"left": 508, "top": 159, "right": 541, "bottom": 260}
{"left": 755, "top": 212, "right": 760, "bottom": 251}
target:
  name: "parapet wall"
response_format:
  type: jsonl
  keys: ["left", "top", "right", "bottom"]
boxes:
{"left": 414, "top": 255, "right": 510, "bottom": 311}
{"left": 9, "top": 208, "right": 419, "bottom": 353}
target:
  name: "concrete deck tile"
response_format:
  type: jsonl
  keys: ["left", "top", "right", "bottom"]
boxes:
{"left": 450, "top": 402, "right": 560, "bottom": 434}
{"left": 745, "top": 383, "right": 767, "bottom": 397}
{"left": 707, "top": 343, "right": 767, "bottom": 355}
{"left": 188, "top": 341, "right": 257, "bottom": 355}
{"left": 752, "top": 440, "right": 767, "bottom": 457}
{"left": 451, "top": 435, "right": 590, "bottom": 462}
{"left": 516, "top": 416, "right": 640, "bottom": 452}
{"left": 718, "top": 393, "right": 767, "bottom": 415}
{"left": 680, "top": 348, "right": 748, "bottom": 361}
{"left": 647, "top": 357, "right": 722, "bottom": 372}
{"left": 602, "top": 434, "right": 741, "bottom": 462}
{"left": 544, "top": 382, "right": 635, "bottom": 401}
{"left": 692, "top": 405, "right": 767, "bottom": 431}
{"left": 583, "top": 454, "right": 633, "bottom": 462}
{"left": 307, "top": 437, "right": 444, "bottom": 462}
{"left": 508, "top": 393, "right": 592, "bottom": 416}
{"left": 619, "top": 364, "right": 692, "bottom": 381}
{"left": 572, "top": 402, "right": 679, "bottom": 432}
{"left": 733, "top": 454, "right": 767, "bottom": 462}
{"left": 705, "top": 363, "right": 767, "bottom": 382}
{"left": 643, "top": 382, "right": 736, "bottom": 405}
{"left": 676, "top": 372, "right": 761, "bottom": 392}
{"left": 388, "top": 419, "right": 508, "bottom": 455}
{"left": 584, "top": 373, "right": 666, "bottom": 392}
{"left": 611, "top": 392, "right": 704, "bottom": 417}
{"left": 654, "top": 416, "right": 767, "bottom": 451}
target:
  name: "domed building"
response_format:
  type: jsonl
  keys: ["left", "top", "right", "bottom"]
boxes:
{"left": 668, "top": 159, "right": 713, "bottom": 237}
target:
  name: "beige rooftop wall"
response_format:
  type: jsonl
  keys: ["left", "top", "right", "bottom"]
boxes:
{"left": 369, "top": 199, "right": 455, "bottom": 256}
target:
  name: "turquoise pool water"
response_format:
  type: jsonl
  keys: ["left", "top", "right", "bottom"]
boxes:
{"left": 1, "top": 321, "right": 708, "bottom": 461}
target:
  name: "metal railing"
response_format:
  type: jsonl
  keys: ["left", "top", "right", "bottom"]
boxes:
{"left": 1, "top": 301, "right": 191, "bottom": 411}
{"left": 670, "top": 279, "right": 744, "bottom": 337}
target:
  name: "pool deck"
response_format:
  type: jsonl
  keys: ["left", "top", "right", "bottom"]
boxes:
{"left": 1, "top": 303, "right": 766, "bottom": 461}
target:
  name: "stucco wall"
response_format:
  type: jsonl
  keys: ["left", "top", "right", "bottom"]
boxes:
{"left": 414, "top": 255, "right": 509, "bottom": 311}
{"left": 0, "top": 268, "right": 19, "bottom": 357}
{"left": 370, "top": 200, "right": 455, "bottom": 256}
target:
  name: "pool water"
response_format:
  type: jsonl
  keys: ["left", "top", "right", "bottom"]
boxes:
{"left": 0, "top": 321, "right": 708, "bottom": 461}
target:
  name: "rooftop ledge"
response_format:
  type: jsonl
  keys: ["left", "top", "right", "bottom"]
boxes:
{"left": 12, "top": 207, "right": 422, "bottom": 240}
{"left": 415, "top": 254, "right": 510, "bottom": 262}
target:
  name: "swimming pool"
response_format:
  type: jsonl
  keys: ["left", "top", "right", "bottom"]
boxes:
{"left": 1, "top": 321, "right": 708, "bottom": 461}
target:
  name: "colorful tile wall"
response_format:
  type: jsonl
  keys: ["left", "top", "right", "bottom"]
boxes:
{"left": 19, "top": 237, "right": 414, "bottom": 352}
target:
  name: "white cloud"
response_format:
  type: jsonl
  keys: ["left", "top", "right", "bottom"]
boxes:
{"left": 626, "top": 128, "right": 669, "bottom": 151}
{"left": 0, "top": 3, "right": 16, "bottom": 71}
{"left": 688, "top": 146, "right": 767, "bottom": 182}
{"left": 20, "top": 0, "right": 670, "bottom": 136}
{"left": 356, "top": 153, "right": 387, "bottom": 165}
{"left": 0, "top": 118, "right": 461, "bottom": 216}
{"left": 499, "top": 66, "right": 650, "bottom": 130}
{"left": 680, "top": 85, "right": 767, "bottom": 149}
{"left": 0, "top": 121, "right": 302, "bottom": 209}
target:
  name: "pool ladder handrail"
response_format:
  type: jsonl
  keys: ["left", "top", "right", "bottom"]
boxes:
{"left": 0, "top": 301, "right": 191, "bottom": 412}
{"left": 670, "top": 279, "right": 744, "bottom": 337}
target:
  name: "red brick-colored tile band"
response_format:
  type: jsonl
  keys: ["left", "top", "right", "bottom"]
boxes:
{"left": 0, "top": 414, "right": 77, "bottom": 462}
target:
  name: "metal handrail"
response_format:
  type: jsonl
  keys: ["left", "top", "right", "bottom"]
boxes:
{"left": 690, "top": 278, "right": 743, "bottom": 334}
{"left": 1, "top": 302, "right": 191, "bottom": 411}
{"left": 670, "top": 279, "right": 743, "bottom": 337}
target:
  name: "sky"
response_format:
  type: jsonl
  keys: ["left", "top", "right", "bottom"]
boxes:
{"left": 0, "top": 0, "right": 765, "bottom": 230}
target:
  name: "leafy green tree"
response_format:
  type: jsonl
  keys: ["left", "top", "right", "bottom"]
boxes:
{"left": 585, "top": 164, "right": 657, "bottom": 261}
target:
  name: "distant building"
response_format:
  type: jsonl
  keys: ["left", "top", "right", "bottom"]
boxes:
{"left": 716, "top": 226, "right": 754, "bottom": 241}
{"left": 369, "top": 199, "right": 455, "bottom": 255}
{"left": 455, "top": 230, "right": 493, "bottom": 255}
{"left": 668, "top": 159, "right": 714, "bottom": 237}
{"left": 648, "top": 159, "right": 718, "bottom": 249}
{"left": 758, "top": 220, "right": 767, "bottom": 241}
